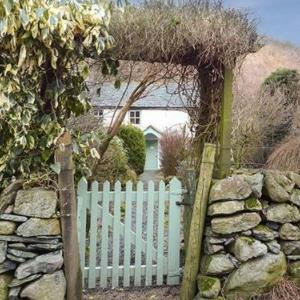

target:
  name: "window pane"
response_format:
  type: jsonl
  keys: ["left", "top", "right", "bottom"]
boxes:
{"left": 136, "top": 111, "right": 140, "bottom": 117}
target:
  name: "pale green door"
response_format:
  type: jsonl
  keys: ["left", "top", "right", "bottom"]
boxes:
{"left": 145, "top": 139, "right": 159, "bottom": 170}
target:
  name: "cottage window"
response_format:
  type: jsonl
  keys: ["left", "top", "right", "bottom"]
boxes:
{"left": 129, "top": 110, "right": 141, "bottom": 124}
{"left": 93, "top": 107, "right": 103, "bottom": 118}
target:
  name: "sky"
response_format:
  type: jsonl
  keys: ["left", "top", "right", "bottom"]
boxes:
{"left": 224, "top": 0, "right": 300, "bottom": 46}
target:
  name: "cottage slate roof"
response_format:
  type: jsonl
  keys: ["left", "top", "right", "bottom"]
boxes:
{"left": 90, "top": 82, "right": 188, "bottom": 109}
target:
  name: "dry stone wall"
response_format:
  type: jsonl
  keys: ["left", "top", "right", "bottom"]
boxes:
{"left": 196, "top": 170, "right": 300, "bottom": 300}
{"left": 0, "top": 187, "right": 66, "bottom": 300}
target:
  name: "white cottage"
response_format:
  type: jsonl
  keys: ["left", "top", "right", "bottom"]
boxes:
{"left": 91, "top": 82, "right": 189, "bottom": 171}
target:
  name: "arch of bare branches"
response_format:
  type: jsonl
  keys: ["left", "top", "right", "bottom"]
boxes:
{"left": 109, "top": 0, "right": 259, "bottom": 154}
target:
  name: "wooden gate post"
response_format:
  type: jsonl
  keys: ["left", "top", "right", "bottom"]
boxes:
{"left": 55, "top": 131, "right": 83, "bottom": 300}
{"left": 180, "top": 143, "right": 216, "bottom": 300}
{"left": 217, "top": 68, "right": 233, "bottom": 179}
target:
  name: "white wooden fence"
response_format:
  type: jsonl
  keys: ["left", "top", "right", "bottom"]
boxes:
{"left": 77, "top": 177, "right": 182, "bottom": 289}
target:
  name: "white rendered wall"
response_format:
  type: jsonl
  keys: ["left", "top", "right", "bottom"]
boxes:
{"left": 102, "top": 109, "right": 189, "bottom": 132}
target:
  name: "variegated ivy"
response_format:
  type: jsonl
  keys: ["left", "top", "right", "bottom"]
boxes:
{"left": 0, "top": 0, "right": 122, "bottom": 189}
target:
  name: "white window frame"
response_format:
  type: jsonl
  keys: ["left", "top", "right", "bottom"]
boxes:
{"left": 93, "top": 107, "right": 103, "bottom": 118}
{"left": 129, "top": 110, "right": 141, "bottom": 125}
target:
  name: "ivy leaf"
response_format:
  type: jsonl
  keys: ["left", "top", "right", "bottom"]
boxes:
{"left": 20, "top": 9, "right": 29, "bottom": 28}
{"left": 50, "top": 162, "right": 61, "bottom": 174}
{"left": 18, "top": 45, "right": 27, "bottom": 68}
{"left": 90, "top": 148, "right": 100, "bottom": 159}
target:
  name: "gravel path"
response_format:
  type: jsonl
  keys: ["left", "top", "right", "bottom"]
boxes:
{"left": 83, "top": 286, "right": 180, "bottom": 300}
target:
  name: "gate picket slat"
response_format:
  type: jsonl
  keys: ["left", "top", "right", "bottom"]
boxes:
{"left": 167, "top": 177, "right": 182, "bottom": 285}
{"left": 134, "top": 181, "right": 143, "bottom": 286}
{"left": 88, "top": 181, "right": 99, "bottom": 288}
{"left": 77, "top": 177, "right": 88, "bottom": 283}
{"left": 123, "top": 181, "right": 133, "bottom": 287}
{"left": 112, "top": 181, "right": 121, "bottom": 287}
{"left": 157, "top": 180, "right": 165, "bottom": 285}
{"left": 146, "top": 181, "right": 155, "bottom": 286}
{"left": 100, "top": 181, "right": 110, "bottom": 288}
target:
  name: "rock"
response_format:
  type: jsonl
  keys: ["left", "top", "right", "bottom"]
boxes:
{"left": 281, "top": 241, "right": 300, "bottom": 255}
{"left": 9, "top": 274, "right": 42, "bottom": 287}
{"left": 16, "top": 218, "right": 61, "bottom": 237}
{"left": 0, "top": 214, "right": 27, "bottom": 225}
{"left": 291, "top": 190, "right": 300, "bottom": 206}
{"left": 0, "top": 235, "right": 60, "bottom": 244}
{"left": 289, "top": 261, "right": 300, "bottom": 277}
{"left": 7, "top": 254, "right": 25, "bottom": 263}
{"left": 14, "top": 188, "right": 57, "bottom": 218}
{"left": 15, "top": 251, "right": 63, "bottom": 279}
{"left": 7, "top": 248, "right": 37, "bottom": 259}
{"left": 287, "top": 172, "right": 300, "bottom": 188}
{"left": 244, "top": 198, "right": 262, "bottom": 211}
{"left": 287, "top": 256, "right": 300, "bottom": 261}
{"left": 266, "top": 240, "right": 281, "bottom": 254}
{"left": 207, "top": 237, "right": 230, "bottom": 245}
{"left": 264, "top": 171, "right": 294, "bottom": 202}
{"left": 8, "top": 243, "right": 27, "bottom": 251}
{"left": 279, "top": 223, "right": 300, "bottom": 240}
{"left": 243, "top": 173, "right": 264, "bottom": 198}
{"left": 0, "top": 221, "right": 16, "bottom": 235}
{"left": 230, "top": 236, "right": 267, "bottom": 262}
{"left": 224, "top": 252, "right": 287, "bottom": 298}
{"left": 0, "top": 260, "right": 16, "bottom": 274}
{"left": 207, "top": 201, "right": 245, "bottom": 216}
{"left": 0, "top": 180, "right": 23, "bottom": 213}
{"left": 252, "top": 225, "right": 279, "bottom": 241}
{"left": 204, "top": 238, "right": 224, "bottom": 255}
{"left": 201, "top": 254, "right": 236, "bottom": 275}
{"left": 0, "top": 214, "right": 27, "bottom": 223}
{"left": 0, "top": 242, "right": 6, "bottom": 264}
{"left": 211, "top": 213, "right": 261, "bottom": 234}
{"left": 209, "top": 176, "right": 252, "bottom": 202}
{"left": 20, "top": 271, "right": 66, "bottom": 300}
{"left": 241, "top": 230, "right": 252, "bottom": 236}
{"left": 0, "top": 274, "right": 12, "bottom": 300}
{"left": 266, "top": 204, "right": 300, "bottom": 223}
{"left": 197, "top": 275, "right": 221, "bottom": 298}
{"left": 265, "top": 222, "right": 280, "bottom": 231}
{"left": 27, "top": 243, "right": 63, "bottom": 251}
{"left": 204, "top": 227, "right": 218, "bottom": 237}
{"left": 8, "top": 286, "right": 21, "bottom": 299}
{"left": 261, "top": 200, "right": 269, "bottom": 210}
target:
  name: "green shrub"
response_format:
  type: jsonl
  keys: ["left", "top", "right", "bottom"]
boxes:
{"left": 263, "top": 68, "right": 300, "bottom": 90}
{"left": 118, "top": 125, "right": 146, "bottom": 175}
{"left": 89, "top": 136, "right": 137, "bottom": 184}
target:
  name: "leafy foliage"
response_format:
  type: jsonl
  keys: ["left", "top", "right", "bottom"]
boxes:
{"left": 263, "top": 68, "right": 300, "bottom": 106}
{"left": 118, "top": 125, "right": 146, "bottom": 175}
{"left": 263, "top": 68, "right": 300, "bottom": 91}
{"left": 0, "top": 0, "right": 122, "bottom": 188}
{"left": 89, "top": 135, "right": 137, "bottom": 184}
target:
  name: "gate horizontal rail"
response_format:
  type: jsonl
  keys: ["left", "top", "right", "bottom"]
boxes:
{"left": 77, "top": 178, "right": 182, "bottom": 289}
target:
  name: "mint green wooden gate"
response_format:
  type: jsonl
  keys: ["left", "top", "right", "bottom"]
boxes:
{"left": 77, "top": 178, "right": 182, "bottom": 289}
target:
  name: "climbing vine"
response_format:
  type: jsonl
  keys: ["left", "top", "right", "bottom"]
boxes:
{"left": 0, "top": 0, "right": 123, "bottom": 188}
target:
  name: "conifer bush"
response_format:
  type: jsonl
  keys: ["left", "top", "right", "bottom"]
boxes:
{"left": 118, "top": 125, "right": 146, "bottom": 175}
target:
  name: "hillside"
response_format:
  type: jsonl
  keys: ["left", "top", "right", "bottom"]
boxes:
{"left": 234, "top": 41, "right": 300, "bottom": 99}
